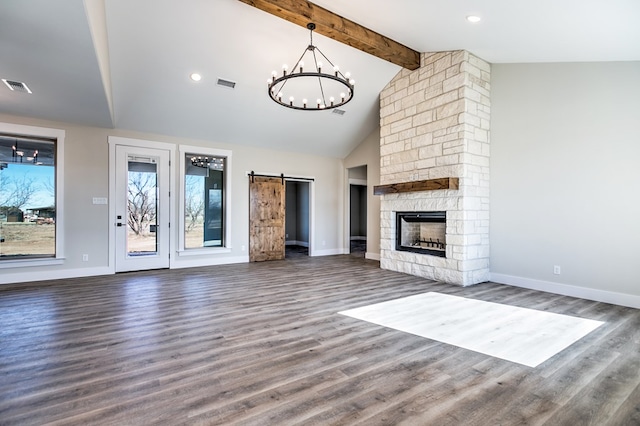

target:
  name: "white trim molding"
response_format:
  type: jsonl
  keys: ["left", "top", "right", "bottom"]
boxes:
{"left": 170, "top": 255, "right": 248, "bottom": 269}
{"left": 108, "top": 136, "right": 176, "bottom": 273}
{"left": 491, "top": 273, "right": 640, "bottom": 309}
{"left": 365, "top": 252, "right": 381, "bottom": 261}
{"left": 312, "top": 248, "right": 348, "bottom": 257}
{"left": 0, "top": 266, "right": 112, "bottom": 285}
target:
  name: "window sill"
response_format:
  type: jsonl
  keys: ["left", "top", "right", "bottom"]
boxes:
{"left": 0, "top": 257, "right": 65, "bottom": 269}
{"left": 176, "top": 247, "right": 232, "bottom": 257}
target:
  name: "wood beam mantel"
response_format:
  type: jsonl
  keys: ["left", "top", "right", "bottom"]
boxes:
{"left": 237, "top": 0, "right": 420, "bottom": 70}
{"left": 373, "top": 178, "right": 459, "bottom": 195}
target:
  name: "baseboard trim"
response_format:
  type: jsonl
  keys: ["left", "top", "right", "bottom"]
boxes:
{"left": 312, "top": 248, "right": 346, "bottom": 257}
{"left": 365, "top": 252, "right": 381, "bottom": 261}
{"left": 171, "top": 255, "right": 249, "bottom": 269}
{"left": 0, "top": 266, "right": 114, "bottom": 285}
{"left": 491, "top": 273, "right": 640, "bottom": 309}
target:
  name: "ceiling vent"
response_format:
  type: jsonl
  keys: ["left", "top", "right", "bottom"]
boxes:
{"left": 216, "top": 78, "right": 236, "bottom": 89}
{"left": 2, "top": 79, "right": 32, "bottom": 94}
{"left": 332, "top": 108, "right": 346, "bottom": 116}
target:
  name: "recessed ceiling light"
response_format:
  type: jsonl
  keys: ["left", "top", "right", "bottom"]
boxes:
{"left": 466, "top": 15, "right": 481, "bottom": 23}
{"left": 190, "top": 73, "right": 202, "bottom": 82}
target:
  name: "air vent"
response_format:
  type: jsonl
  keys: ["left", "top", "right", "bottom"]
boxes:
{"left": 332, "top": 108, "right": 346, "bottom": 116}
{"left": 2, "top": 79, "right": 32, "bottom": 94}
{"left": 216, "top": 78, "right": 236, "bottom": 89}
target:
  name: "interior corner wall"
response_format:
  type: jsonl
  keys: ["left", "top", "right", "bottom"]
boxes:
{"left": 491, "top": 61, "right": 640, "bottom": 303}
{"left": 344, "top": 128, "right": 381, "bottom": 259}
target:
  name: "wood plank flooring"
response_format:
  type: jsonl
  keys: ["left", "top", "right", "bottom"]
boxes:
{"left": 0, "top": 255, "right": 639, "bottom": 425}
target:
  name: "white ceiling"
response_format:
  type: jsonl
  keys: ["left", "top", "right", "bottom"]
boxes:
{"left": 1, "top": 0, "right": 639, "bottom": 158}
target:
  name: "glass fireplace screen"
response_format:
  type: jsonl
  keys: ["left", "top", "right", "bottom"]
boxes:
{"left": 395, "top": 211, "right": 446, "bottom": 257}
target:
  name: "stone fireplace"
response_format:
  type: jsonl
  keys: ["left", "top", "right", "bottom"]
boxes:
{"left": 378, "top": 51, "right": 491, "bottom": 286}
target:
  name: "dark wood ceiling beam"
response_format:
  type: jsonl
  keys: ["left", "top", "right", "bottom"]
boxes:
{"left": 237, "top": 0, "right": 420, "bottom": 70}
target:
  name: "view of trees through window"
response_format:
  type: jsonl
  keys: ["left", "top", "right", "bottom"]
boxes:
{"left": 184, "top": 154, "right": 224, "bottom": 249}
{"left": 126, "top": 160, "right": 158, "bottom": 255}
{"left": 0, "top": 135, "right": 56, "bottom": 259}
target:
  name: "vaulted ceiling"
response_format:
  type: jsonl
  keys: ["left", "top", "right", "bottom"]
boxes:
{"left": 1, "top": 0, "right": 639, "bottom": 158}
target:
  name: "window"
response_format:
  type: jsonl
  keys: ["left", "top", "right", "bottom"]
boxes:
{"left": 0, "top": 125, "right": 63, "bottom": 263}
{"left": 181, "top": 147, "right": 230, "bottom": 251}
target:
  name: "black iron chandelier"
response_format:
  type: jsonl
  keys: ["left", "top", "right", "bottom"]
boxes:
{"left": 267, "top": 23, "right": 355, "bottom": 111}
{"left": 11, "top": 140, "right": 38, "bottom": 163}
{"left": 190, "top": 156, "right": 224, "bottom": 170}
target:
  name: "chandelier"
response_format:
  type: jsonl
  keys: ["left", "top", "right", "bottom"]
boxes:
{"left": 267, "top": 23, "right": 354, "bottom": 111}
{"left": 190, "top": 156, "right": 224, "bottom": 170}
{"left": 11, "top": 140, "right": 38, "bottom": 163}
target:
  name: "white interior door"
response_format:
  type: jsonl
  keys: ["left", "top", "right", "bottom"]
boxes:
{"left": 115, "top": 145, "right": 170, "bottom": 272}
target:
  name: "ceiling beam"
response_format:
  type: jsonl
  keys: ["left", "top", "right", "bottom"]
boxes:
{"left": 237, "top": 0, "right": 420, "bottom": 70}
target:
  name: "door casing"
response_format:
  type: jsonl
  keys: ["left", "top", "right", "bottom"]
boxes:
{"left": 109, "top": 136, "right": 176, "bottom": 273}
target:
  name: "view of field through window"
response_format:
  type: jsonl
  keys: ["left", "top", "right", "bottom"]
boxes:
{"left": 0, "top": 135, "right": 56, "bottom": 259}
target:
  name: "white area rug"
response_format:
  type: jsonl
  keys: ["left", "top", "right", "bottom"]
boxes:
{"left": 339, "top": 292, "right": 604, "bottom": 367}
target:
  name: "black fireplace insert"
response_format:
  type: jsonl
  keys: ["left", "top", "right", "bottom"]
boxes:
{"left": 396, "top": 211, "right": 446, "bottom": 257}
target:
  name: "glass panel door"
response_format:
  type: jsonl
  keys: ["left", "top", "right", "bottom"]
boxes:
{"left": 115, "top": 145, "right": 169, "bottom": 272}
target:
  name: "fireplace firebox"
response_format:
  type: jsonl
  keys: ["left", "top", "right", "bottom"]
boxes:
{"left": 396, "top": 211, "right": 446, "bottom": 257}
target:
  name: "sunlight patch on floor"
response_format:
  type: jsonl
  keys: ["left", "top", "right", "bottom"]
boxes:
{"left": 339, "top": 292, "right": 604, "bottom": 367}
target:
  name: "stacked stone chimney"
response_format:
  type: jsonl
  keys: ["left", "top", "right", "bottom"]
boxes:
{"left": 379, "top": 51, "right": 491, "bottom": 286}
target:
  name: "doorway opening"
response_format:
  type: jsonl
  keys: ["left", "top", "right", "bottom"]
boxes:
{"left": 285, "top": 180, "right": 310, "bottom": 259}
{"left": 348, "top": 165, "right": 367, "bottom": 258}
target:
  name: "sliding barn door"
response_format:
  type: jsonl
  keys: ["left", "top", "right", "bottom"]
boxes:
{"left": 249, "top": 176, "right": 285, "bottom": 261}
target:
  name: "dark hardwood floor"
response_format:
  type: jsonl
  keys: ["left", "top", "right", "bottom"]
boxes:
{"left": 0, "top": 255, "right": 639, "bottom": 425}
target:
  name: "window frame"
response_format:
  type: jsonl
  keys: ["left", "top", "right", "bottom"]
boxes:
{"left": 177, "top": 145, "right": 232, "bottom": 255}
{"left": 0, "top": 122, "right": 65, "bottom": 268}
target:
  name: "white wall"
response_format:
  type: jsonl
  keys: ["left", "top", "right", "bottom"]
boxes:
{"left": 0, "top": 113, "right": 344, "bottom": 283}
{"left": 490, "top": 62, "right": 640, "bottom": 306}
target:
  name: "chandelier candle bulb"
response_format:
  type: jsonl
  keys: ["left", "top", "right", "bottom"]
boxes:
{"left": 303, "top": 99, "right": 308, "bottom": 108}
{"left": 299, "top": 61, "right": 304, "bottom": 72}
{"left": 289, "top": 96, "right": 294, "bottom": 106}
{"left": 330, "top": 96, "right": 335, "bottom": 106}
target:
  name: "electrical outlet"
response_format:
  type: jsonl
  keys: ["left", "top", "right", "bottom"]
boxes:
{"left": 553, "top": 265, "right": 561, "bottom": 275}
{"left": 82, "top": 254, "right": 89, "bottom": 262}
